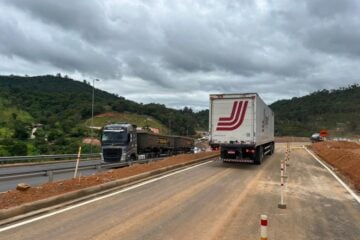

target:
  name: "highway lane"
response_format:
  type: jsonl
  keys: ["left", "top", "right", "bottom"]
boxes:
{"left": 1, "top": 144, "right": 359, "bottom": 239}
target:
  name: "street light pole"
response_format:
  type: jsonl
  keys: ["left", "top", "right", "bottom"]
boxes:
{"left": 91, "top": 79, "right": 99, "bottom": 153}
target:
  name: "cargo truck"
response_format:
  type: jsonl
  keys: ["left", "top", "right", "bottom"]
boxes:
{"left": 209, "top": 93, "right": 274, "bottom": 164}
{"left": 101, "top": 123, "right": 194, "bottom": 162}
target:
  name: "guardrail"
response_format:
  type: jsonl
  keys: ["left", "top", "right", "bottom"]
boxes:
{"left": 0, "top": 153, "right": 101, "bottom": 164}
{"left": 0, "top": 157, "right": 164, "bottom": 183}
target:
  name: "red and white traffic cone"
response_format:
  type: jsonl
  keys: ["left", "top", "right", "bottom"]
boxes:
{"left": 260, "top": 214, "right": 268, "bottom": 240}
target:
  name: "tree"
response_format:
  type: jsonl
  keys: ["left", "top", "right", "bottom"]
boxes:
{"left": 13, "top": 122, "right": 30, "bottom": 140}
{"left": 7, "top": 141, "right": 28, "bottom": 156}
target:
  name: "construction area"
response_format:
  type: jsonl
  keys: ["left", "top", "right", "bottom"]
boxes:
{"left": 311, "top": 141, "right": 360, "bottom": 191}
{"left": 0, "top": 142, "right": 359, "bottom": 239}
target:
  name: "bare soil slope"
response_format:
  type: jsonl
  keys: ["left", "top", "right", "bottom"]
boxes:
{"left": 311, "top": 141, "right": 360, "bottom": 191}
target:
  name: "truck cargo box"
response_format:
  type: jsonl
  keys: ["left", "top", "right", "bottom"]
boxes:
{"left": 209, "top": 93, "right": 274, "bottom": 164}
{"left": 174, "top": 136, "right": 194, "bottom": 152}
{"left": 137, "top": 132, "right": 175, "bottom": 154}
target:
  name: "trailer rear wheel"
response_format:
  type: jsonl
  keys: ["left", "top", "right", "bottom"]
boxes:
{"left": 128, "top": 155, "right": 136, "bottom": 162}
{"left": 254, "top": 146, "right": 263, "bottom": 165}
{"left": 270, "top": 142, "right": 275, "bottom": 155}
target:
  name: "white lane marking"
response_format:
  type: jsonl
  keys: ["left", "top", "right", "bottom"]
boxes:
{"left": 0, "top": 160, "right": 213, "bottom": 233}
{"left": 304, "top": 146, "right": 360, "bottom": 204}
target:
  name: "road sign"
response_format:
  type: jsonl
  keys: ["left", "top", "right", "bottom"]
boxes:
{"left": 320, "top": 129, "right": 328, "bottom": 137}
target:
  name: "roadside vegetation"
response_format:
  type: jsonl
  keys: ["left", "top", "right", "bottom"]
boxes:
{"left": 0, "top": 75, "right": 207, "bottom": 156}
{"left": 270, "top": 84, "right": 360, "bottom": 137}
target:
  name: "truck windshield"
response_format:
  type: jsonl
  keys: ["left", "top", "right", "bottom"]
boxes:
{"left": 102, "top": 130, "right": 128, "bottom": 144}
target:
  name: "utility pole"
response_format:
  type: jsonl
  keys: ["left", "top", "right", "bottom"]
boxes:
{"left": 168, "top": 119, "right": 171, "bottom": 135}
{"left": 91, "top": 79, "right": 99, "bottom": 153}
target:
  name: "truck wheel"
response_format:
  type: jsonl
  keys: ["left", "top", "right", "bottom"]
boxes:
{"left": 128, "top": 155, "right": 136, "bottom": 162}
{"left": 270, "top": 143, "right": 275, "bottom": 155}
{"left": 254, "top": 146, "right": 263, "bottom": 165}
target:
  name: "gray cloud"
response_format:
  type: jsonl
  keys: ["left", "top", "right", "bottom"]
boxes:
{"left": 306, "top": 0, "right": 357, "bottom": 19}
{"left": 305, "top": 20, "right": 360, "bottom": 58}
{"left": 4, "top": 0, "right": 111, "bottom": 42}
{"left": 1, "top": 0, "right": 359, "bottom": 109}
{"left": 0, "top": 2, "right": 121, "bottom": 78}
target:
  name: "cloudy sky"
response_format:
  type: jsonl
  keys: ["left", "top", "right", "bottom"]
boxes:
{"left": 0, "top": 0, "right": 359, "bottom": 110}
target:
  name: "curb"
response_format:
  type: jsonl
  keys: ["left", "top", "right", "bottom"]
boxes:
{"left": 0, "top": 154, "right": 218, "bottom": 222}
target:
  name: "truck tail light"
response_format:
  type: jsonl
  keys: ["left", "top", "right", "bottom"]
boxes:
{"left": 245, "top": 149, "right": 255, "bottom": 153}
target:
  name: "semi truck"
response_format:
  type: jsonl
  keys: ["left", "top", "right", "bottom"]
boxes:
{"left": 101, "top": 123, "right": 194, "bottom": 162}
{"left": 209, "top": 93, "right": 274, "bottom": 164}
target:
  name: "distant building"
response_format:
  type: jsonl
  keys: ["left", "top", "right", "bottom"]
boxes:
{"left": 30, "top": 123, "right": 44, "bottom": 139}
{"left": 149, "top": 127, "right": 160, "bottom": 134}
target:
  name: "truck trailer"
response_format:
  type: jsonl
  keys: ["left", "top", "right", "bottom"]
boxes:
{"left": 209, "top": 93, "right": 274, "bottom": 164}
{"left": 101, "top": 123, "right": 194, "bottom": 162}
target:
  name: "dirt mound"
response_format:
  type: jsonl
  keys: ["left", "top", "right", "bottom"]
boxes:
{"left": 316, "top": 141, "right": 360, "bottom": 149}
{"left": 0, "top": 152, "right": 218, "bottom": 210}
{"left": 311, "top": 141, "right": 360, "bottom": 191}
{"left": 95, "top": 112, "right": 118, "bottom": 118}
{"left": 82, "top": 138, "right": 101, "bottom": 146}
{"left": 275, "top": 136, "right": 309, "bottom": 142}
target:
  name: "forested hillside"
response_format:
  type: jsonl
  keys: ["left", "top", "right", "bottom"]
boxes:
{"left": 0, "top": 75, "right": 207, "bottom": 156}
{"left": 1, "top": 74, "right": 358, "bottom": 156}
{"left": 270, "top": 84, "right": 360, "bottom": 137}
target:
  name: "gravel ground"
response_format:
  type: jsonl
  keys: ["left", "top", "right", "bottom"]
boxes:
{"left": 0, "top": 152, "right": 218, "bottom": 210}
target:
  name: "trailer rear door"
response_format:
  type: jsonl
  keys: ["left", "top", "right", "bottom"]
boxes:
{"left": 210, "top": 94, "right": 255, "bottom": 145}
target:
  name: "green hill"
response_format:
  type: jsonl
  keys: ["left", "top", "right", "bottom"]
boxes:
{"left": 0, "top": 98, "right": 33, "bottom": 138}
{"left": 270, "top": 84, "right": 360, "bottom": 137}
{"left": 2, "top": 74, "right": 357, "bottom": 156}
{"left": 0, "top": 74, "right": 207, "bottom": 156}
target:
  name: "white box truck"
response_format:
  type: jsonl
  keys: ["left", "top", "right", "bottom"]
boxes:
{"left": 209, "top": 93, "right": 274, "bottom": 164}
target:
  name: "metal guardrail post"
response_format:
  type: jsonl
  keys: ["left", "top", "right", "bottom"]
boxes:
{"left": 47, "top": 170, "right": 54, "bottom": 183}
{"left": 96, "top": 164, "right": 101, "bottom": 172}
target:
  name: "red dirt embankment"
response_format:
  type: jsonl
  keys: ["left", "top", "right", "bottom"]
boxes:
{"left": 311, "top": 141, "right": 360, "bottom": 191}
{"left": 275, "top": 136, "right": 309, "bottom": 142}
{"left": 0, "top": 152, "right": 218, "bottom": 210}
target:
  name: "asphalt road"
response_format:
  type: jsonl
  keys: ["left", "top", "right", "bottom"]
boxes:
{"left": 1, "top": 143, "right": 359, "bottom": 239}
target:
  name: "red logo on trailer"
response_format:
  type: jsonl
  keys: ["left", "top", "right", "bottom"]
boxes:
{"left": 216, "top": 101, "right": 248, "bottom": 131}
